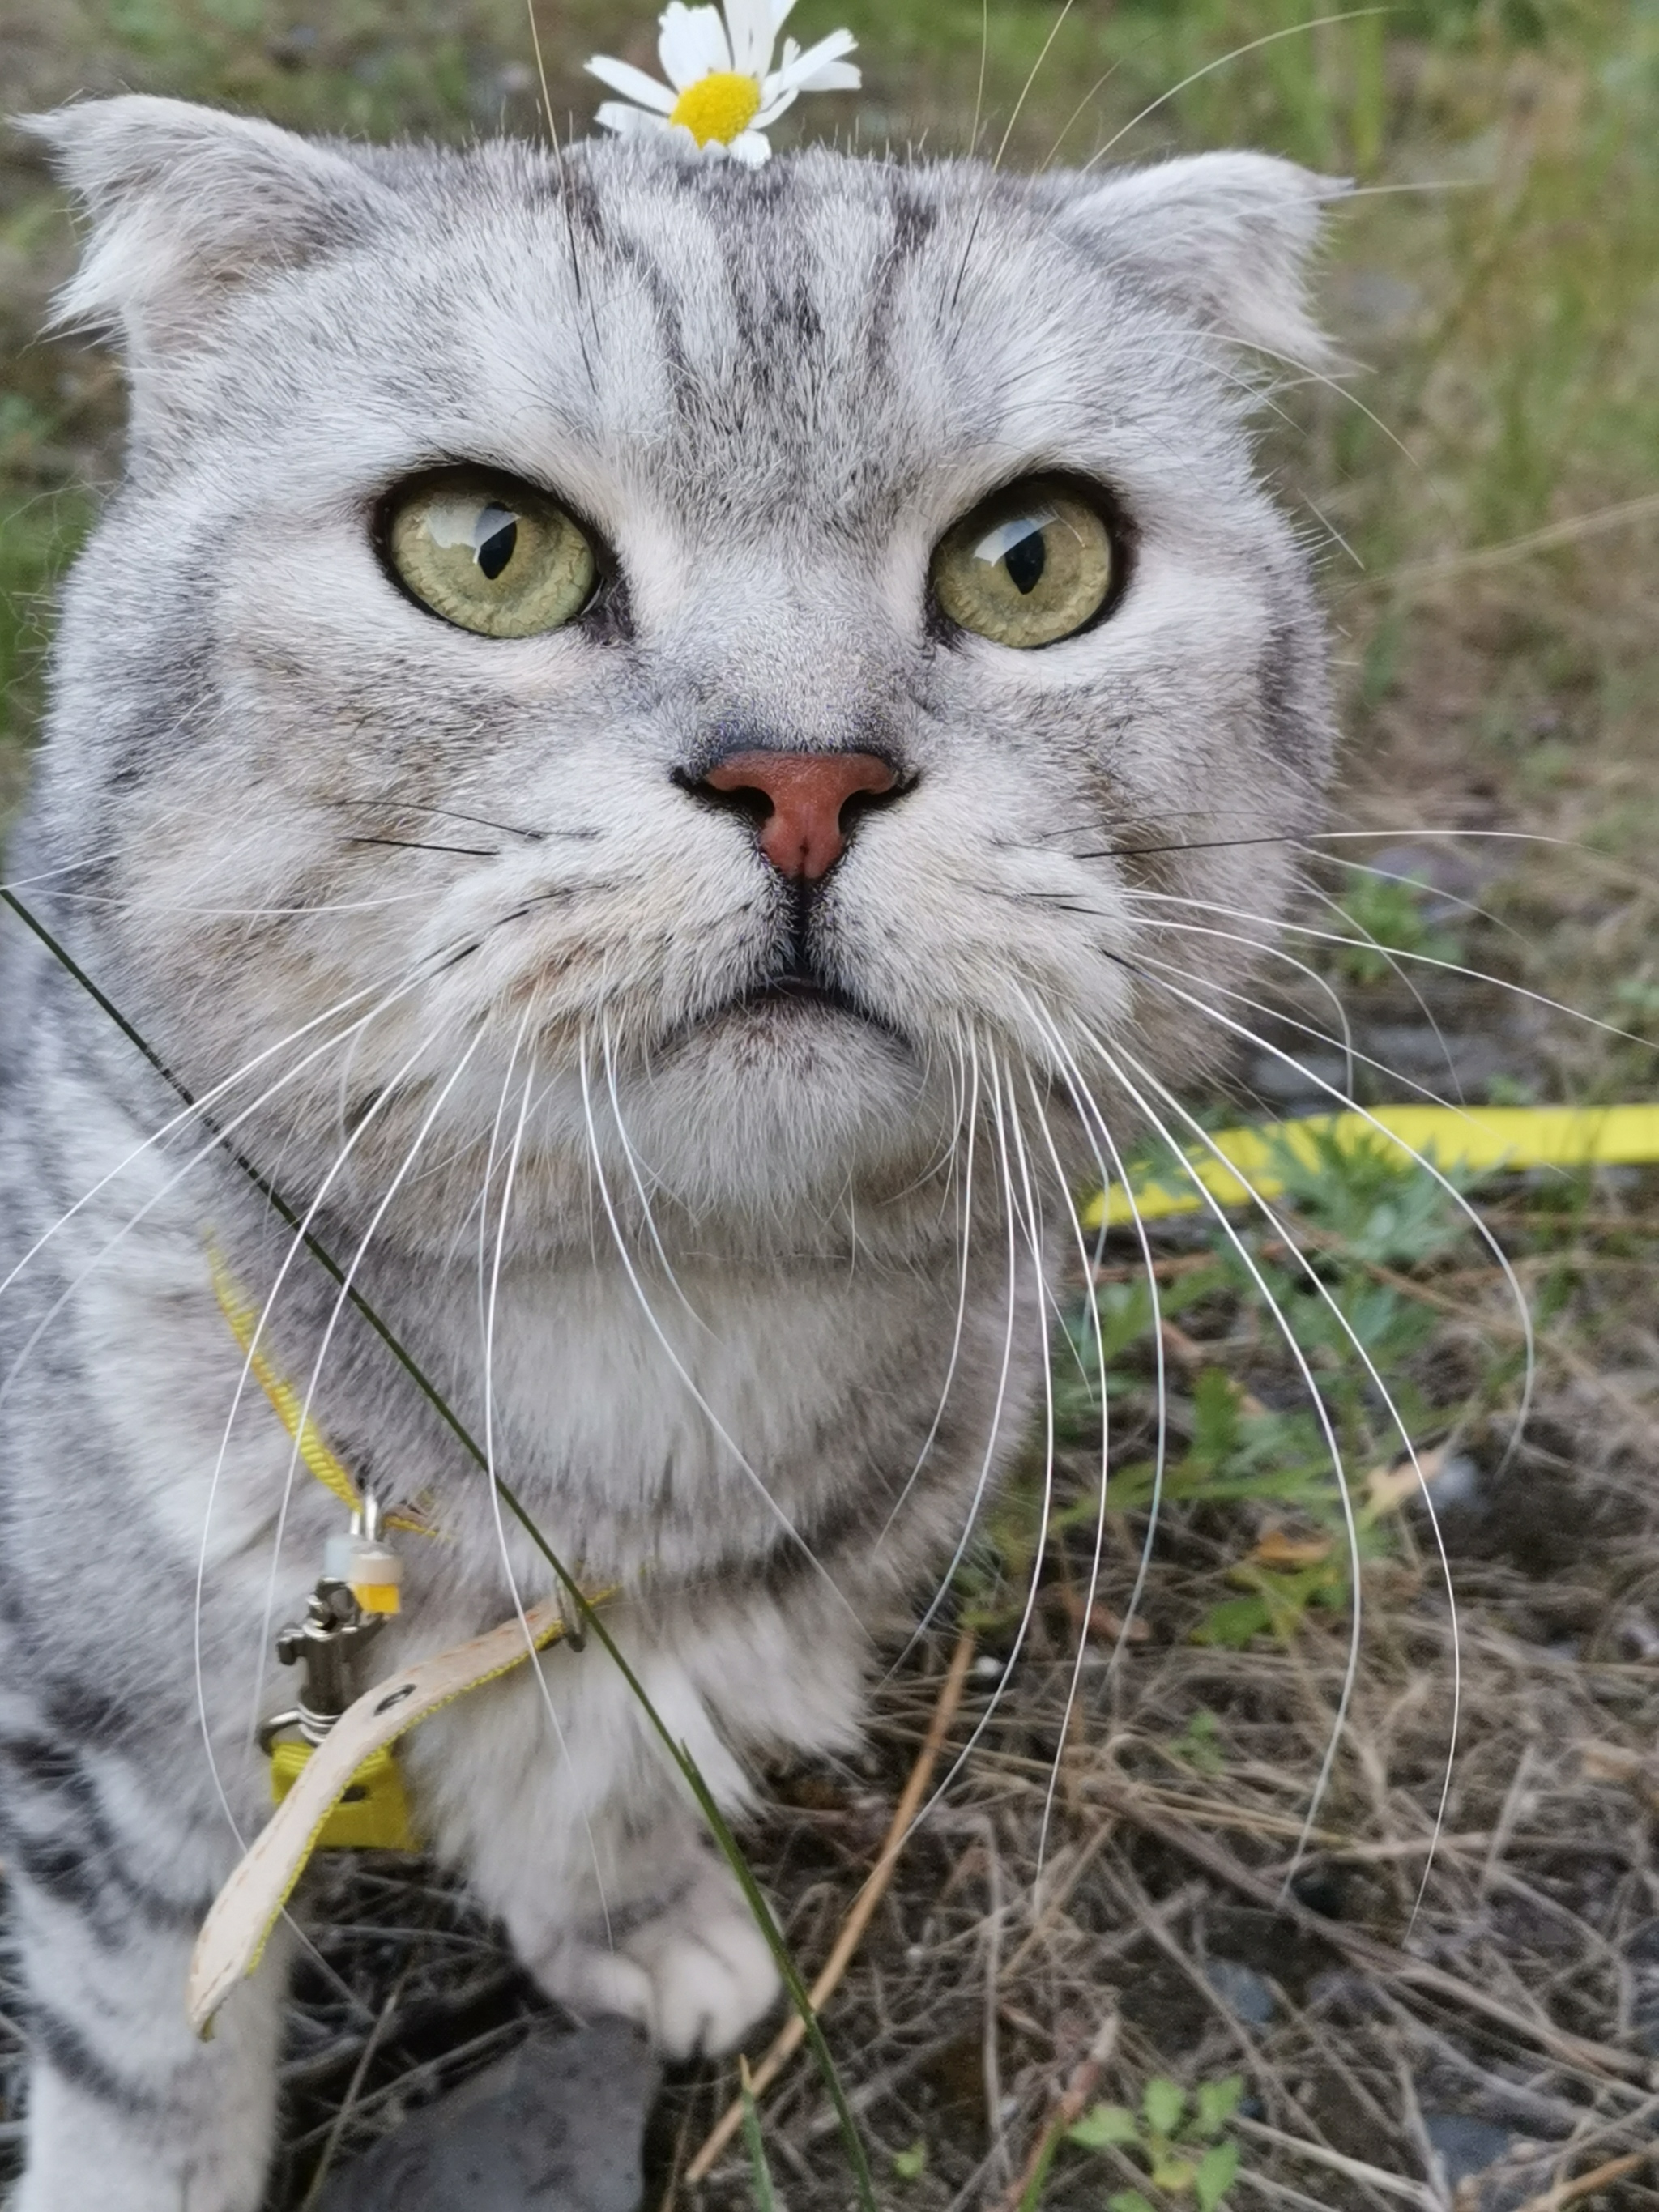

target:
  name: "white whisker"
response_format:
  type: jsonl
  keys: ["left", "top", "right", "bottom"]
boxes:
{"left": 0, "top": 965, "right": 431, "bottom": 1315}
{"left": 1301, "top": 877, "right": 1464, "bottom": 1103}
{"left": 879, "top": 1026, "right": 980, "bottom": 1545}
{"left": 907, "top": 1050, "right": 1052, "bottom": 1829}
{"left": 1019, "top": 996, "right": 1169, "bottom": 1671}
{"left": 1125, "top": 927, "right": 1508, "bottom": 1127}
{"left": 1019, "top": 1054, "right": 1108, "bottom": 1870}
{"left": 575, "top": 1032, "right": 861, "bottom": 1626}
{"left": 208, "top": 1029, "right": 488, "bottom": 1835}
{"left": 0, "top": 979, "right": 438, "bottom": 1437}
{"left": 275, "top": 1030, "right": 489, "bottom": 1542}
{"left": 1124, "top": 884, "right": 1655, "bottom": 1051}
{"left": 1298, "top": 844, "right": 1529, "bottom": 950}
{"left": 1124, "top": 955, "right": 1537, "bottom": 1469}
{"left": 220, "top": 1023, "right": 482, "bottom": 1767}
{"left": 1082, "top": 9, "right": 1386, "bottom": 170}
{"left": 1084, "top": 1029, "right": 1365, "bottom": 1871}
{"left": 890, "top": 1037, "right": 1022, "bottom": 1667}
{"left": 1106, "top": 1016, "right": 1467, "bottom": 1899}
{"left": 479, "top": 1039, "right": 615, "bottom": 1948}
{"left": 601, "top": 1014, "right": 706, "bottom": 1332}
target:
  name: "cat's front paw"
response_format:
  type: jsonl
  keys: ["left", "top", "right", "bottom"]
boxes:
{"left": 533, "top": 1856, "right": 782, "bottom": 2059}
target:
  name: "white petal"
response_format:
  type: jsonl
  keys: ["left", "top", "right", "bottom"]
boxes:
{"left": 751, "top": 83, "right": 799, "bottom": 128}
{"left": 728, "top": 130, "right": 773, "bottom": 165}
{"left": 800, "top": 58, "right": 859, "bottom": 89}
{"left": 658, "top": 2, "right": 731, "bottom": 87}
{"left": 721, "top": 0, "right": 777, "bottom": 77}
{"left": 585, "top": 54, "right": 678, "bottom": 112}
{"left": 764, "top": 26, "right": 856, "bottom": 95}
{"left": 771, "top": 0, "right": 799, "bottom": 29}
{"left": 594, "top": 100, "right": 675, "bottom": 135}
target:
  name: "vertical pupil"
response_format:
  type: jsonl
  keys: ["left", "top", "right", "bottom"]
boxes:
{"left": 1003, "top": 526, "right": 1046, "bottom": 595}
{"left": 474, "top": 507, "right": 518, "bottom": 581}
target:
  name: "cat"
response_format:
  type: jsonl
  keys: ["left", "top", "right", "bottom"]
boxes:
{"left": 0, "top": 94, "right": 1337, "bottom": 2210}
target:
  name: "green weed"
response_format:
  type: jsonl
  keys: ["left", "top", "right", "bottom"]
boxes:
{"left": 892, "top": 2138, "right": 928, "bottom": 2181}
{"left": 1332, "top": 875, "right": 1465, "bottom": 987}
{"left": 1026, "top": 2071, "right": 1244, "bottom": 2210}
{"left": 965, "top": 1127, "right": 1499, "bottom": 1650}
{"left": 0, "top": 488, "right": 90, "bottom": 810}
{"left": 1171, "top": 1706, "right": 1227, "bottom": 1777}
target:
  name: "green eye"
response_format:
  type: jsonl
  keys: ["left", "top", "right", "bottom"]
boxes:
{"left": 932, "top": 477, "right": 1115, "bottom": 649}
{"left": 385, "top": 469, "right": 598, "bottom": 637}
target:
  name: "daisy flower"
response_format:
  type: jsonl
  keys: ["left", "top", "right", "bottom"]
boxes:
{"left": 586, "top": 0, "right": 859, "bottom": 167}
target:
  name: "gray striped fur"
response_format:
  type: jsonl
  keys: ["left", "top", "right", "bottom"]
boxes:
{"left": 0, "top": 99, "right": 1338, "bottom": 2209}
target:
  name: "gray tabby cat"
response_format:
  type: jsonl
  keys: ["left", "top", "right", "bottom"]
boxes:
{"left": 0, "top": 96, "right": 1337, "bottom": 2210}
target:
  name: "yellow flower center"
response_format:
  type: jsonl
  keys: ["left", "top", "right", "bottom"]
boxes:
{"left": 669, "top": 70, "right": 762, "bottom": 146}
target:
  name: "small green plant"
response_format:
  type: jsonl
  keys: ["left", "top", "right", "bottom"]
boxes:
{"left": 1030, "top": 2073, "right": 1243, "bottom": 2210}
{"left": 1171, "top": 1707, "right": 1227, "bottom": 1776}
{"left": 893, "top": 2139, "right": 928, "bottom": 2181}
{"left": 1610, "top": 970, "right": 1659, "bottom": 1025}
{"left": 1332, "top": 874, "right": 1465, "bottom": 986}
{"left": 963, "top": 1127, "right": 1502, "bottom": 1651}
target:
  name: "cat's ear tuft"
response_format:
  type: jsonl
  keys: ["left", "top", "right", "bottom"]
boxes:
{"left": 1056, "top": 151, "right": 1346, "bottom": 369}
{"left": 18, "top": 96, "right": 391, "bottom": 360}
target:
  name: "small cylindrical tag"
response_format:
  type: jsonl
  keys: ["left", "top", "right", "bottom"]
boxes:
{"left": 348, "top": 1542, "right": 402, "bottom": 1615}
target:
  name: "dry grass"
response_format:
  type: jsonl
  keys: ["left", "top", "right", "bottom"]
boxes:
{"left": 637, "top": 1150, "right": 1659, "bottom": 2210}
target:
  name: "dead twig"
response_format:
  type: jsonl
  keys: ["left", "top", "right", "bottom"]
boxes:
{"left": 991, "top": 2009, "right": 1119, "bottom": 2212}
{"left": 1512, "top": 2146, "right": 1655, "bottom": 2210}
{"left": 684, "top": 1628, "right": 976, "bottom": 2185}
{"left": 296, "top": 1962, "right": 409, "bottom": 2211}
{"left": 1087, "top": 1775, "right": 1654, "bottom": 2088}
{"left": 1160, "top": 1319, "right": 1270, "bottom": 1415}
{"left": 1232, "top": 2116, "right": 1441, "bottom": 2209}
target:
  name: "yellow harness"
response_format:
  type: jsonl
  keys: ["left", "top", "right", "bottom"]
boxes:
{"left": 207, "top": 1244, "right": 603, "bottom": 1854}
{"left": 210, "top": 1241, "right": 437, "bottom": 1847}
{"left": 191, "top": 1244, "right": 616, "bottom": 2029}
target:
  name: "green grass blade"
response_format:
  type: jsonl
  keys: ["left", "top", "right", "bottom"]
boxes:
{"left": 738, "top": 2061, "right": 779, "bottom": 2212}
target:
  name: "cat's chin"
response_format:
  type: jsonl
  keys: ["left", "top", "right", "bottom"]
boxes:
{"left": 613, "top": 991, "right": 947, "bottom": 1223}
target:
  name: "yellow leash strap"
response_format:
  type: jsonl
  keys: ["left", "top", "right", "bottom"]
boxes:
{"left": 1084, "top": 1102, "right": 1659, "bottom": 1227}
{"left": 188, "top": 1589, "right": 613, "bottom": 2035}
{"left": 207, "top": 1240, "right": 430, "bottom": 1537}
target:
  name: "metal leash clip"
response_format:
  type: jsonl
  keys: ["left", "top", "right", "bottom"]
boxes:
{"left": 257, "top": 1497, "right": 416, "bottom": 1850}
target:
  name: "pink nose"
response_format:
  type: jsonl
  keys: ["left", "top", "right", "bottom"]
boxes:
{"left": 702, "top": 751, "right": 898, "bottom": 881}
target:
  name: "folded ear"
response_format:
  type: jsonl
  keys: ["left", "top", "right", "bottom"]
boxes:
{"left": 1056, "top": 151, "right": 1346, "bottom": 369}
{"left": 19, "top": 96, "right": 392, "bottom": 365}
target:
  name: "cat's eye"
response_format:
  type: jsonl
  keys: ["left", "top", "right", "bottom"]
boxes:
{"left": 931, "top": 477, "right": 1116, "bottom": 649}
{"left": 384, "top": 469, "right": 599, "bottom": 637}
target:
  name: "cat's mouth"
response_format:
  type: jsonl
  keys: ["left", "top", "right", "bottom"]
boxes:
{"left": 737, "top": 974, "right": 868, "bottom": 1018}
{"left": 695, "top": 964, "right": 904, "bottom": 1045}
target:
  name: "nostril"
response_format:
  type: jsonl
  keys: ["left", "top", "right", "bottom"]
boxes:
{"left": 694, "top": 749, "right": 900, "bottom": 882}
{"left": 695, "top": 775, "right": 774, "bottom": 829}
{"left": 836, "top": 783, "right": 893, "bottom": 836}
